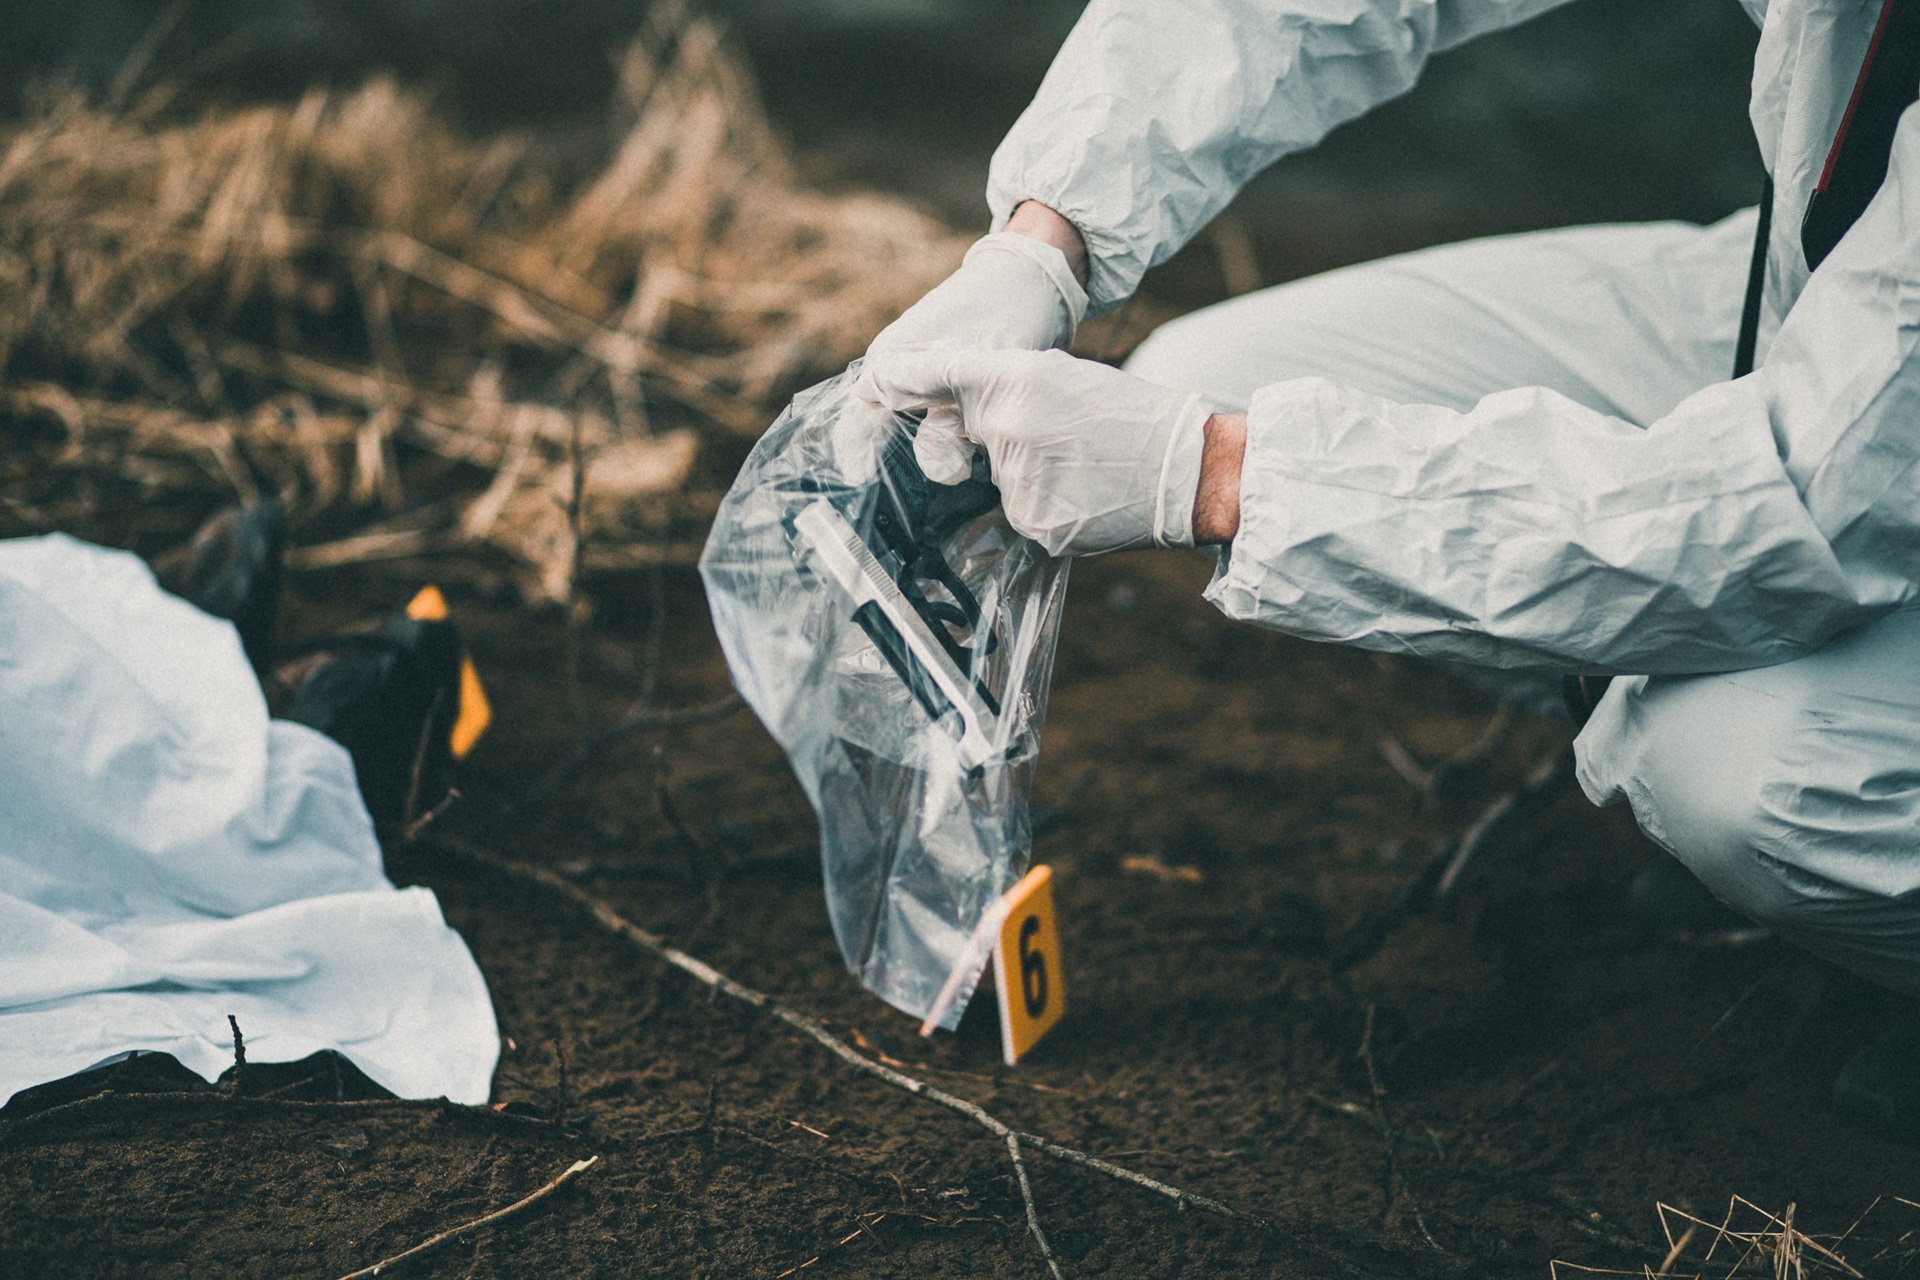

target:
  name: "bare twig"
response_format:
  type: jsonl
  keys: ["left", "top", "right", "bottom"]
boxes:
{"left": 1008, "top": 1132, "right": 1065, "bottom": 1280}
{"left": 226, "top": 1015, "right": 247, "bottom": 1098}
{"left": 254, "top": 1074, "right": 321, "bottom": 1100}
{"left": 1379, "top": 737, "right": 1434, "bottom": 796}
{"left": 403, "top": 788, "right": 461, "bottom": 842}
{"left": 427, "top": 837, "right": 1348, "bottom": 1270}
{"left": 1654, "top": 1196, "right": 1866, "bottom": 1279}
{"left": 334, "top": 1155, "right": 598, "bottom": 1280}
{"left": 1430, "top": 703, "right": 1514, "bottom": 795}
{"left": 517, "top": 693, "right": 743, "bottom": 806}
{"left": 446, "top": 1135, "right": 500, "bottom": 1192}
{"left": 284, "top": 526, "right": 458, "bottom": 571}
{"left": 611, "top": 693, "right": 743, "bottom": 737}
{"left": 1338, "top": 731, "right": 1571, "bottom": 969}
{"left": 1433, "top": 744, "right": 1574, "bottom": 901}
{"left": 1683, "top": 959, "right": 1789, "bottom": 1064}
{"left": 1543, "top": 1188, "right": 1662, "bottom": 1263}
{"left": 1357, "top": 1006, "right": 1441, "bottom": 1252}
{"left": 1380, "top": 703, "right": 1514, "bottom": 809}
{"left": 399, "top": 685, "right": 448, "bottom": 836}
{"left": 1658, "top": 1221, "right": 1697, "bottom": 1275}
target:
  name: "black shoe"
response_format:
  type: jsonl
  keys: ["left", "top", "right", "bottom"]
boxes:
{"left": 1631, "top": 854, "right": 1769, "bottom": 944}
{"left": 150, "top": 498, "right": 284, "bottom": 673}
{"left": 1834, "top": 1015, "right": 1920, "bottom": 1141}
{"left": 277, "top": 586, "right": 490, "bottom": 829}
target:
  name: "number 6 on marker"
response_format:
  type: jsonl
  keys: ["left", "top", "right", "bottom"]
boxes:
{"left": 993, "top": 866, "right": 1065, "bottom": 1065}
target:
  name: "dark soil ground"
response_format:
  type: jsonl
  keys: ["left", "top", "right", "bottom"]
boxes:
{"left": 5, "top": 543, "right": 1920, "bottom": 1279}
{"left": 6, "top": 2, "right": 1920, "bottom": 1275}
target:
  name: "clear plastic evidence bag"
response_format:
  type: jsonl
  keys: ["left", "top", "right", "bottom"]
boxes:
{"left": 700, "top": 363, "right": 1068, "bottom": 1029}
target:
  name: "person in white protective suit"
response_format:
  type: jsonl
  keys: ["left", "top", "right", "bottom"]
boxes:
{"left": 854, "top": 0, "right": 1920, "bottom": 1132}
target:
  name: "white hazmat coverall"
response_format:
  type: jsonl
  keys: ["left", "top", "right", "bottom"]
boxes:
{"left": 987, "top": 0, "right": 1920, "bottom": 992}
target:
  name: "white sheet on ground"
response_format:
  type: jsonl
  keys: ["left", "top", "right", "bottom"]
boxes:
{"left": 0, "top": 533, "right": 498, "bottom": 1106}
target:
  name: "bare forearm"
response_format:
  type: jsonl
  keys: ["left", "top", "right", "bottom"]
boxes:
{"left": 1006, "top": 200, "right": 1089, "bottom": 288}
{"left": 1192, "top": 412, "right": 1245, "bottom": 544}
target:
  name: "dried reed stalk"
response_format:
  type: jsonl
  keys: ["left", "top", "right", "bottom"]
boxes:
{"left": 0, "top": 14, "right": 965, "bottom": 598}
{"left": 1546, "top": 1194, "right": 1909, "bottom": 1280}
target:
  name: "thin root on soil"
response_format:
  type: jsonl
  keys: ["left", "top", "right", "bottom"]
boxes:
{"left": 429, "top": 836, "right": 1365, "bottom": 1275}
{"left": 335, "top": 1153, "right": 598, "bottom": 1280}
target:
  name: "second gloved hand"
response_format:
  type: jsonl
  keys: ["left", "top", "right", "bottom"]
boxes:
{"left": 863, "top": 234, "right": 1088, "bottom": 484}
{"left": 854, "top": 348, "right": 1213, "bottom": 557}
{"left": 867, "top": 232, "right": 1088, "bottom": 358}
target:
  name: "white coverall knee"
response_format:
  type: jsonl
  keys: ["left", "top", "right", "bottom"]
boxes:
{"left": 1120, "top": 215, "right": 1920, "bottom": 993}
{"left": 1581, "top": 619, "right": 1920, "bottom": 997}
{"left": 983, "top": 0, "right": 1920, "bottom": 993}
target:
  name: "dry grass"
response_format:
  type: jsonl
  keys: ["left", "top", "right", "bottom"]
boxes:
{"left": 0, "top": 6, "right": 966, "bottom": 599}
{"left": 1550, "top": 1195, "right": 1920, "bottom": 1280}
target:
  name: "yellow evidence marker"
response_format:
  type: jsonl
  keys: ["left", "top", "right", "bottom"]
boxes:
{"left": 992, "top": 865, "right": 1066, "bottom": 1066}
{"left": 404, "top": 585, "right": 493, "bottom": 759}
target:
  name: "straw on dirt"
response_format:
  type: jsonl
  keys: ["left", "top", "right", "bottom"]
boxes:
{"left": 0, "top": 8, "right": 966, "bottom": 599}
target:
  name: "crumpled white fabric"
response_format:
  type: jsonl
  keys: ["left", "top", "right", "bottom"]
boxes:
{"left": 994, "top": 0, "right": 1920, "bottom": 677}
{"left": 0, "top": 534, "right": 498, "bottom": 1106}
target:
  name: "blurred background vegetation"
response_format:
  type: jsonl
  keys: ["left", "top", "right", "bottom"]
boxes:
{"left": 2, "top": 0, "right": 1763, "bottom": 276}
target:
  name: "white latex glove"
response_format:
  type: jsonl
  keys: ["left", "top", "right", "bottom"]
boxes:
{"left": 870, "top": 232, "right": 1088, "bottom": 357}
{"left": 865, "top": 234, "right": 1088, "bottom": 483}
{"left": 855, "top": 348, "right": 1212, "bottom": 557}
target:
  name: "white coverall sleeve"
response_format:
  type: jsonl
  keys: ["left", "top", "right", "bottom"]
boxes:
{"left": 1204, "top": 106, "right": 1920, "bottom": 677}
{"left": 988, "top": 0, "right": 1579, "bottom": 311}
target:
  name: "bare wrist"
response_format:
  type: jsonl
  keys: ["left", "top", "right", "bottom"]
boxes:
{"left": 1006, "top": 200, "right": 1089, "bottom": 288}
{"left": 1192, "top": 413, "right": 1246, "bottom": 545}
